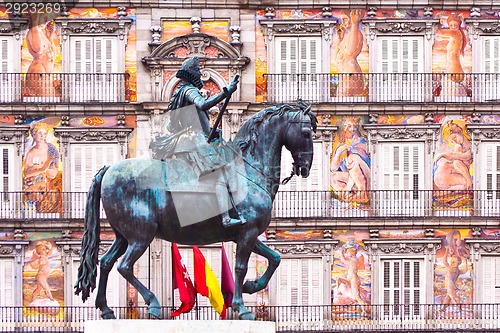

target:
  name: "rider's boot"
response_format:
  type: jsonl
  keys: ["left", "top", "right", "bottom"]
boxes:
{"left": 215, "top": 181, "right": 246, "bottom": 227}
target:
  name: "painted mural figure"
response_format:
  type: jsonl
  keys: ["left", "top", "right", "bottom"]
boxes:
{"left": 330, "top": 117, "right": 370, "bottom": 202}
{"left": 25, "top": 14, "right": 57, "bottom": 98}
{"left": 334, "top": 9, "right": 364, "bottom": 97}
{"left": 439, "top": 246, "right": 468, "bottom": 312}
{"left": 30, "top": 241, "right": 55, "bottom": 301}
{"left": 23, "top": 124, "right": 60, "bottom": 203}
{"left": 434, "top": 120, "right": 472, "bottom": 191}
{"left": 435, "top": 13, "right": 469, "bottom": 97}
{"left": 338, "top": 242, "right": 365, "bottom": 305}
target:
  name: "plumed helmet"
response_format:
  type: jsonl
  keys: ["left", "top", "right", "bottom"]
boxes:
{"left": 176, "top": 56, "right": 204, "bottom": 89}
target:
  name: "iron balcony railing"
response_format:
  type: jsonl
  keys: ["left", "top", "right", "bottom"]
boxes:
{"left": 263, "top": 73, "right": 500, "bottom": 103}
{"left": 0, "top": 73, "right": 130, "bottom": 103}
{"left": 1, "top": 304, "right": 499, "bottom": 332}
{"left": 0, "top": 190, "right": 497, "bottom": 220}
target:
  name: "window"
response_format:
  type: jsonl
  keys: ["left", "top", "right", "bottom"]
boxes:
{"left": 482, "top": 256, "right": 500, "bottom": 304}
{"left": 0, "top": 258, "right": 15, "bottom": 306}
{"left": 377, "top": 142, "right": 424, "bottom": 216}
{"left": 477, "top": 142, "right": 500, "bottom": 215}
{"left": 259, "top": 19, "right": 333, "bottom": 103}
{"left": 56, "top": 18, "right": 131, "bottom": 103}
{"left": 70, "top": 143, "right": 120, "bottom": 192}
{"left": 276, "top": 257, "right": 323, "bottom": 306}
{"left": 478, "top": 36, "right": 500, "bottom": 101}
{"left": 0, "top": 36, "right": 18, "bottom": 102}
{"left": 0, "top": 144, "right": 14, "bottom": 216}
{"left": 381, "top": 259, "right": 424, "bottom": 319}
{"left": 375, "top": 36, "right": 425, "bottom": 102}
{"left": 276, "top": 142, "right": 325, "bottom": 218}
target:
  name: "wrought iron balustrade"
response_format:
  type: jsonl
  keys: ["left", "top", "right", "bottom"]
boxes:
{"left": 0, "top": 73, "right": 130, "bottom": 103}
{"left": 0, "top": 304, "right": 499, "bottom": 332}
{"left": 0, "top": 190, "right": 498, "bottom": 220}
{"left": 263, "top": 73, "right": 500, "bottom": 104}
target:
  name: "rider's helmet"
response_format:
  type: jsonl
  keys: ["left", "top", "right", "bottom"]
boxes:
{"left": 176, "top": 56, "right": 204, "bottom": 89}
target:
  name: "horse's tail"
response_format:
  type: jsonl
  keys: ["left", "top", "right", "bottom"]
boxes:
{"left": 74, "top": 166, "right": 110, "bottom": 302}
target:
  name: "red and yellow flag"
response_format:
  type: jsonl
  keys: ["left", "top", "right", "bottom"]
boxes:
{"left": 193, "top": 246, "right": 226, "bottom": 319}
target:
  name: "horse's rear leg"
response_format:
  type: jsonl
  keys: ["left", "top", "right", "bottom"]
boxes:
{"left": 118, "top": 241, "right": 162, "bottom": 318}
{"left": 243, "top": 239, "right": 281, "bottom": 294}
{"left": 96, "top": 235, "right": 128, "bottom": 319}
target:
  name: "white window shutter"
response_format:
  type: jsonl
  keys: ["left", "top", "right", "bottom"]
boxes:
{"left": 0, "top": 37, "right": 13, "bottom": 73}
{"left": 0, "top": 258, "right": 15, "bottom": 306}
{"left": 482, "top": 256, "right": 500, "bottom": 303}
{"left": 94, "top": 37, "right": 118, "bottom": 73}
{"left": 0, "top": 145, "right": 13, "bottom": 193}
{"left": 378, "top": 37, "right": 423, "bottom": 73}
{"left": 379, "top": 143, "right": 423, "bottom": 190}
{"left": 381, "top": 259, "right": 424, "bottom": 306}
{"left": 483, "top": 37, "right": 500, "bottom": 73}
{"left": 276, "top": 257, "right": 323, "bottom": 306}
{"left": 70, "top": 144, "right": 120, "bottom": 192}
{"left": 70, "top": 37, "right": 94, "bottom": 73}
{"left": 276, "top": 37, "right": 321, "bottom": 75}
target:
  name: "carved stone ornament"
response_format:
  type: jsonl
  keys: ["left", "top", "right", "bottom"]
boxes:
{"left": 268, "top": 241, "right": 337, "bottom": 257}
{"left": 54, "top": 127, "right": 133, "bottom": 157}
{"left": 0, "top": 18, "right": 28, "bottom": 40}
{"left": 469, "top": 124, "right": 500, "bottom": 156}
{"left": 55, "top": 18, "right": 132, "bottom": 41}
{"left": 0, "top": 241, "right": 29, "bottom": 263}
{"left": 365, "top": 19, "right": 438, "bottom": 41}
{"left": 259, "top": 19, "right": 336, "bottom": 43}
{"left": 0, "top": 127, "right": 29, "bottom": 156}
{"left": 365, "top": 239, "right": 441, "bottom": 255}
{"left": 364, "top": 124, "right": 440, "bottom": 154}
{"left": 466, "top": 19, "right": 500, "bottom": 40}
{"left": 469, "top": 240, "right": 500, "bottom": 254}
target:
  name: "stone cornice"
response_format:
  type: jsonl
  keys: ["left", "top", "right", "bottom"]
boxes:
{"left": 364, "top": 124, "right": 440, "bottom": 154}
{"left": 466, "top": 19, "right": 500, "bottom": 40}
{"left": 259, "top": 19, "right": 336, "bottom": 42}
{"left": 467, "top": 239, "right": 500, "bottom": 254}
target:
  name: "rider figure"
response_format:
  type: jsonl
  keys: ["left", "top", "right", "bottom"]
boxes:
{"left": 164, "top": 56, "right": 245, "bottom": 227}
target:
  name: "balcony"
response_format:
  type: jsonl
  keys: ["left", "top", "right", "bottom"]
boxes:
{"left": 0, "top": 190, "right": 498, "bottom": 221}
{"left": 0, "top": 73, "right": 130, "bottom": 103}
{"left": 263, "top": 73, "right": 500, "bottom": 104}
{"left": 0, "top": 304, "right": 498, "bottom": 332}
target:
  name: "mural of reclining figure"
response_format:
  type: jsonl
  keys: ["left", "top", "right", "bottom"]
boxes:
{"left": 150, "top": 57, "right": 245, "bottom": 227}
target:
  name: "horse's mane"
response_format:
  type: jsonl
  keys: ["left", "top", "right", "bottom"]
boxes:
{"left": 233, "top": 101, "right": 317, "bottom": 154}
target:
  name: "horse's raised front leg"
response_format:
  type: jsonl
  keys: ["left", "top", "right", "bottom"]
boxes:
{"left": 95, "top": 235, "right": 128, "bottom": 319}
{"left": 243, "top": 238, "right": 281, "bottom": 295}
{"left": 117, "top": 241, "right": 162, "bottom": 318}
{"left": 232, "top": 232, "right": 258, "bottom": 320}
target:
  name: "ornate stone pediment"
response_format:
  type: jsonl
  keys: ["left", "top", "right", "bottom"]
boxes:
{"left": 466, "top": 19, "right": 500, "bottom": 40}
{"left": 259, "top": 19, "right": 336, "bottom": 42}
{"left": 142, "top": 33, "right": 250, "bottom": 71}
{"left": 267, "top": 240, "right": 337, "bottom": 257}
{"left": 364, "top": 124, "right": 441, "bottom": 154}
{"left": 0, "top": 18, "right": 28, "bottom": 39}
{"left": 363, "top": 18, "right": 438, "bottom": 40}
{"left": 0, "top": 241, "right": 29, "bottom": 262}
{"left": 54, "top": 127, "right": 133, "bottom": 157}
{"left": 0, "top": 126, "right": 28, "bottom": 156}
{"left": 365, "top": 239, "right": 441, "bottom": 255}
{"left": 467, "top": 240, "right": 500, "bottom": 254}
{"left": 55, "top": 18, "right": 132, "bottom": 40}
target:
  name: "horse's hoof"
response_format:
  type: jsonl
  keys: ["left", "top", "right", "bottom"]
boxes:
{"left": 101, "top": 311, "right": 116, "bottom": 320}
{"left": 149, "top": 306, "right": 162, "bottom": 318}
{"left": 238, "top": 311, "right": 255, "bottom": 320}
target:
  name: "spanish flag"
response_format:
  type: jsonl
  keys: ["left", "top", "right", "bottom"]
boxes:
{"left": 193, "top": 246, "right": 226, "bottom": 319}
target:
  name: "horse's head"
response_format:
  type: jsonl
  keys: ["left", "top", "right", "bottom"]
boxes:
{"left": 283, "top": 101, "right": 317, "bottom": 178}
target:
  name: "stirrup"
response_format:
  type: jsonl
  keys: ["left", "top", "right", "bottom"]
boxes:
{"left": 222, "top": 216, "right": 246, "bottom": 227}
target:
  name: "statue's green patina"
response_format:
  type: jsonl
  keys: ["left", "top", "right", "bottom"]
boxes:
{"left": 74, "top": 57, "right": 317, "bottom": 321}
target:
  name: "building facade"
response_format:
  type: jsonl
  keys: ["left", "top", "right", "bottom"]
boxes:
{"left": 1, "top": 0, "right": 500, "bottom": 330}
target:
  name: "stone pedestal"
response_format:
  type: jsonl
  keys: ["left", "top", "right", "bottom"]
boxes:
{"left": 85, "top": 319, "right": 275, "bottom": 333}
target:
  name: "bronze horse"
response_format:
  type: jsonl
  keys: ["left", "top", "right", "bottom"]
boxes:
{"left": 75, "top": 101, "right": 317, "bottom": 320}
